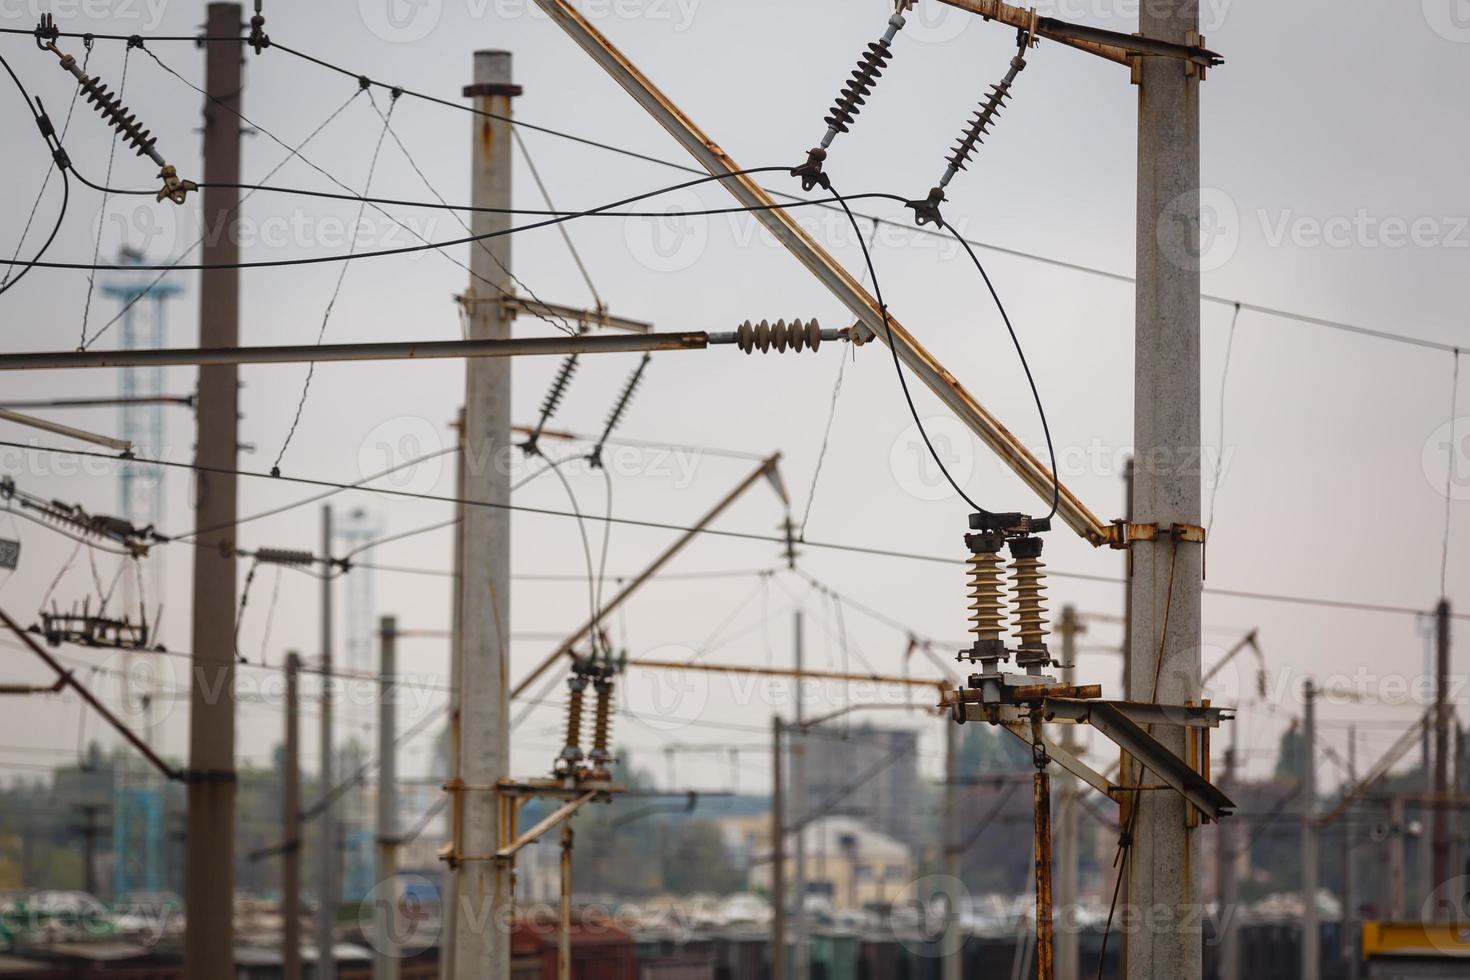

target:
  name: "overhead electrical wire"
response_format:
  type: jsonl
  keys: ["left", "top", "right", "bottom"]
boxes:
{"left": 826, "top": 176, "right": 991, "bottom": 515}
{"left": 81, "top": 88, "right": 366, "bottom": 348}
{"left": 5, "top": 25, "right": 1463, "bottom": 355}
{"left": 369, "top": 95, "right": 578, "bottom": 338}
{"left": 2, "top": 43, "right": 87, "bottom": 292}
{"left": 272, "top": 91, "right": 398, "bottom": 473}
{"left": 0, "top": 50, "right": 72, "bottom": 298}
{"left": 76, "top": 42, "right": 131, "bottom": 347}
{"left": 4, "top": 437, "right": 1466, "bottom": 623}
{"left": 9, "top": 182, "right": 900, "bottom": 273}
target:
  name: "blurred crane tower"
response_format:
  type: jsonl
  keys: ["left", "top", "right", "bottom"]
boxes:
{"left": 336, "top": 506, "right": 384, "bottom": 900}
{"left": 100, "top": 246, "right": 182, "bottom": 898}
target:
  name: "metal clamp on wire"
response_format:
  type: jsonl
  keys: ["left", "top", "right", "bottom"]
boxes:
{"left": 248, "top": 0, "right": 270, "bottom": 54}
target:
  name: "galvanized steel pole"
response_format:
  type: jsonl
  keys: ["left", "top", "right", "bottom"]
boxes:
{"left": 183, "top": 5, "right": 241, "bottom": 975}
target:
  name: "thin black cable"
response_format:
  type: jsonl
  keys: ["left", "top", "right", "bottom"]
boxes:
{"left": 2, "top": 44, "right": 88, "bottom": 290}
{"left": 6, "top": 438, "right": 1469, "bottom": 623}
{"left": 77, "top": 44, "right": 131, "bottom": 347}
{"left": 19, "top": 183, "right": 891, "bottom": 273}
{"left": 0, "top": 51, "right": 71, "bottom": 298}
{"left": 1207, "top": 302, "right": 1242, "bottom": 539}
{"left": 369, "top": 95, "right": 576, "bottom": 338}
{"left": 272, "top": 93, "right": 397, "bottom": 473}
{"left": 948, "top": 225, "right": 1060, "bottom": 521}
{"left": 80, "top": 88, "right": 364, "bottom": 348}
{"left": 800, "top": 216, "right": 876, "bottom": 539}
{"left": 1441, "top": 349, "right": 1461, "bottom": 597}
{"left": 514, "top": 127, "right": 602, "bottom": 309}
{"left": 11, "top": 27, "right": 1464, "bottom": 355}
{"left": 826, "top": 177, "right": 990, "bottom": 515}
{"left": 135, "top": 43, "right": 566, "bottom": 322}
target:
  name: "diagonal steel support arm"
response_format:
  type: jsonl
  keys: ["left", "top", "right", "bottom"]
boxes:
{"left": 528, "top": 0, "right": 1112, "bottom": 546}
{"left": 510, "top": 453, "right": 786, "bottom": 699}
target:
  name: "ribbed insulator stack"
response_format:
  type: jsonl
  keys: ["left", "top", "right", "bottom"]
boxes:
{"left": 733, "top": 318, "right": 822, "bottom": 354}
{"left": 83, "top": 79, "right": 153, "bottom": 158}
{"left": 589, "top": 678, "right": 615, "bottom": 772}
{"left": 967, "top": 549, "right": 1007, "bottom": 644}
{"left": 558, "top": 674, "right": 588, "bottom": 769}
{"left": 1008, "top": 538, "right": 1049, "bottom": 651}
{"left": 942, "top": 53, "right": 1025, "bottom": 187}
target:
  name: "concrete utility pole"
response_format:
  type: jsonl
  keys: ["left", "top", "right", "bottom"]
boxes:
{"left": 318, "top": 505, "right": 338, "bottom": 980}
{"left": 441, "top": 412, "right": 465, "bottom": 980}
{"left": 942, "top": 717, "right": 962, "bottom": 980}
{"left": 791, "top": 611, "right": 809, "bottom": 980}
{"left": 374, "top": 617, "right": 400, "bottom": 980}
{"left": 1301, "top": 680, "right": 1318, "bottom": 980}
{"left": 1388, "top": 796, "right": 1406, "bottom": 920}
{"left": 452, "top": 50, "right": 518, "bottom": 980}
{"left": 284, "top": 652, "right": 303, "bottom": 980}
{"left": 1054, "top": 606, "right": 1082, "bottom": 980}
{"left": 1432, "top": 598, "right": 1452, "bottom": 905}
{"left": 1215, "top": 731, "right": 1239, "bottom": 980}
{"left": 184, "top": 6, "right": 241, "bottom": 976}
{"left": 72, "top": 803, "right": 106, "bottom": 896}
{"left": 1343, "top": 726, "right": 1357, "bottom": 980}
{"left": 772, "top": 716, "right": 787, "bottom": 980}
{"left": 1125, "top": 0, "right": 1203, "bottom": 976}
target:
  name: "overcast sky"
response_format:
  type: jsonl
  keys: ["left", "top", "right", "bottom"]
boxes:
{"left": 0, "top": 0, "right": 1465, "bottom": 805}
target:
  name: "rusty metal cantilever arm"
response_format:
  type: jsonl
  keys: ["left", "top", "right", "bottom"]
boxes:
{"left": 934, "top": 0, "right": 1224, "bottom": 69}
{"left": 529, "top": 0, "right": 1117, "bottom": 546}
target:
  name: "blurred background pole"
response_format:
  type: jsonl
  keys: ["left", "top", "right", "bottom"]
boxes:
{"left": 772, "top": 716, "right": 786, "bottom": 980}
{"left": 374, "top": 617, "right": 400, "bottom": 980}
{"left": 318, "top": 504, "right": 337, "bottom": 980}
{"left": 1301, "top": 679, "right": 1318, "bottom": 980}
{"left": 792, "top": 611, "right": 809, "bottom": 980}
{"left": 284, "top": 653, "right": 302, "bottom": 980}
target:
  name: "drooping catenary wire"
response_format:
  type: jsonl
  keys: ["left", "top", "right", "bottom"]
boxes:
{"left": 946, "top": 224, "right": 1060, "bottom": 522}
{"left": 2, "top": 43, "right": 87, "bottom": 290}
{"left": 1441, "top": 350, "right": 1461, "bottom": 596}
{"left": 799, "top": 216, "right": 876, "bottom": 539}
{"left": 77, "top": 42, "right": 131, "bottom": 347}
{"left": 81, "top": 88, "right": 366, "bottom": 348}
{"left": 824, "top": 177, "right": 989, "bottom": 515}
{"left": 514, "top": 126, "right": 603, "bottom": 310}
{"left": 1207, "top": 302, "right": 1242, "bottom": 539}
{"left": 366, "top": 95, "right": 577, "bottom": 337}
{"left": 15, "top": 178, "right": 892, "bottom": 272}
{"left": 6, "top": 437, "right": 1469, "bottom": 623}
{"left": 272, "top": 92, "right": 397, "bottom": 473}
{"left": 6, "top": 26, "right": 1464, "bottom": 355}
{"left": 0, "top": 50, "right": 72, "bottom": 298}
